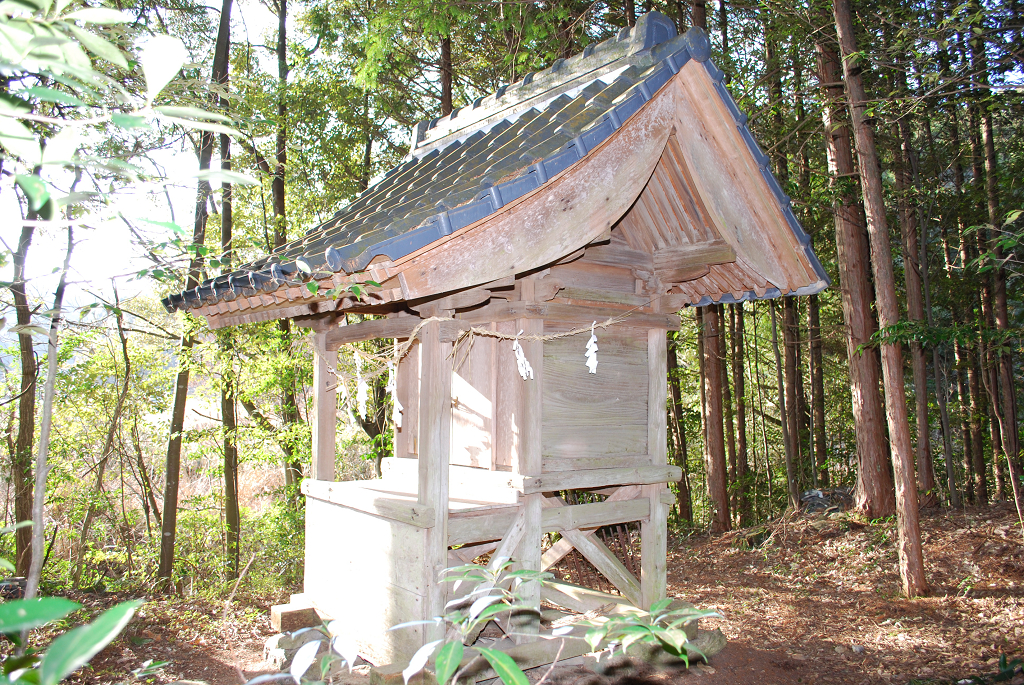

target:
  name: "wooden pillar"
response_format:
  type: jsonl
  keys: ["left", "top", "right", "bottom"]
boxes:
{"left": 641, "top": 328, "right": 668, "bottom": 609}
{"left": 514, "top": 280, "right": 542, "bottom": 641}
{"left": 418, "top": 320, "right": 451, "bottom": 642}
{"left": 311, "top": 330, "right": 337, "bottom": 481}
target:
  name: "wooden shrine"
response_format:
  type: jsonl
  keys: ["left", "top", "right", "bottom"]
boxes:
{"left": 165, "top": 12, "right": 827, "bottom": 668}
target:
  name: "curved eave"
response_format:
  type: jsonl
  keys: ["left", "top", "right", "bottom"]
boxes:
{"left": 179, "top": 35, "right": 829, "bottom": 329}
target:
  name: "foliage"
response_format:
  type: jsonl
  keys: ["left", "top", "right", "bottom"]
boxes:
{"left": 582, "top": 599, "right": 719, "bottom": 666}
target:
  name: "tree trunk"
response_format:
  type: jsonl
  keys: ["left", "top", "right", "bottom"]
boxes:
{"left": 731, "top": 304, "right": 750, "bottom": 524}
{"left": 972, "top": 1, "right": 1024, "bottom": 519}
{"left": 834, "top": 0, "right": 926, "bottom": 597}
{"left": 440, "top": 35, "right": 453, "bottom": 116}
{"left": 702, "top": 306, "right": 730, "bottom": 532}
{"left": 808, "top": 295, "right": 828, "bottom": 487}
{"left": 813, "top": 24, "right": 893, "bottom": 517}
{"left": 11, "top": 221, "right": 36, "bottom": 577}
{"left": 894, "top": 118, "right": 937, "bottom": 507}
{"left": 783, "top": 298, "right": 803, "bottom": 498}
{"left": 690, "top": 0, "right": 706, "bottom": 30}
{"left": 24, "top": 227, "right": 73, "bottom": 602}
{"left": 723, "top": 305, "right": 737, "bottom": 520}
{"left": 157, "top": 0, "right": 233, "bottom": 587}
{"left": 624, "top": 0, "right": 635, "bottom": 26}
{"left": 771, "top": 301, "right": 799, "bottom": 510}
{"left": 667, "top": 333, "right": 693, "bottom": 524}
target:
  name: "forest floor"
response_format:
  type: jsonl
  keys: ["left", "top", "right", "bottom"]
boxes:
{"left": 47, "top": 501, "right": 1024, "bottom": 685}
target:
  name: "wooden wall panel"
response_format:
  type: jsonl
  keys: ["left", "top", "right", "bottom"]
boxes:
{"left": 541, "top": 324, "right": 648, "bottom": 463}
{"left": 394, "top": 340, "right": 420, "bottom": 458}
{"left": 451, "top": 329, "right": 495, "bottom": 468}
{"left": 493, "top": 320, "right": 522, "bottom": 471}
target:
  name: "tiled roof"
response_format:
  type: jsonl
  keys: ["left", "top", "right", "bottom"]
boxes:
{"left": 164, "top": 12, "right": 827, "bottom": 314}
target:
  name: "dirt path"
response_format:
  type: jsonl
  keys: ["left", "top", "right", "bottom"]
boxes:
{"left": 45, "top": 502, "right": 1024, "bottom": 685}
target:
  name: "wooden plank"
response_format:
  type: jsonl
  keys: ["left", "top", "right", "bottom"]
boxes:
{"left": 311, "top": 331, "right": 338, "bottom": 481}
{"left": 541, "top": 498, "right": 650, "bottom": 532}
{"left": 417, "top": 320, "right": 452, "bottom": 642}
{"left": 653, "top": 240, "right": 736, "bottom": 284}
{"left": 449, "top": 300, "right": 680, "bottom": 331}
{"left": 671, "top": 62, "right": 820, "bottom": 291}
{"left": 540, "top": 485, "right": 643, "bottom": 570}
{"left": 394, "top": 87, "right": 677, "bottom": 300}
{"left": 447, "top": 507, "right": 518, "bottom": 547}
{"left": 451, "top": 370, "right": 493, "bottom": 468}
{"left": 395, "top": 341, "right": 420, "bottom": 457}
{"left": 581, "top": 241, "right": 653, "bottom": 270}
{"left": 542, "top": 423, "right": 648, "bottom": 459}
{"left": 540, "top": 580, "right": 633, "bottom": 614}
{"left": 520, "top": 465, "right": 682, "bottom": 494}
{"left": 642, "top": 328, "right": 669, "bottom": 609}
{"left": 325, "top": 315, "right": 422, "bottom": 350}
{"left": 541, "top": 455, "right": 645, "bottom": 472}
{"left": 450, "top": 540, "right": 498, "bottom": 564}
{"left": 558, "top": 526, "right": 642, "bottom": 607}
{"left": 302, "top": 480, "right": 435, "bottom": 528}
{"left": 493, "top": 319, "right": 521, "bottom": 471}
{"left": 515, "top": 306, "right": 543, "bottom": 641}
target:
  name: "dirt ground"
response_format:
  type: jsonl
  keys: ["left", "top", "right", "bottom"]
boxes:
{"left": 41, "top": 502, "right": 1024, "bottom": 685}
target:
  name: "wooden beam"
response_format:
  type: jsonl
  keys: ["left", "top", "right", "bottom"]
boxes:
{"left": 310, "top": 331, "right": 337, "bottom": 481}
{"left": 447, "top": 508, "right": 518, "bottom": 547}
{"left": 641, "top": 328, "right": 669, "bottom": 609}
{"left": 540, "top": 580, "right": 633, "bottom": 614}
{"left": 558, "top": 526, "right": 642, "bottom": 607}
{"left": 541, "top": 455, "right": 646, "bottom": 472}
{"left": 541, "top": 498, "right": 650, "bottom": 532}
{"left": 418, "top": 320, "right": 452, "bottom": 642}
{"left": 325, "top": 315, "right": 423, "bottom": 350}
{"left": 540, "top": 485, "right": 642, "bottom": 570}
{"left": 301, "top": 480, "right": 434, "bottom": 528}
{"left": 582, "top": 242, "right": 653, "bottom": 270}
{"left": 515, "top": 301, "right": 543, "bottom": 641}
{"left": 653, "top": 240, "right": 736, "bottom": 285}
{"left": 520, "top": 465, "right": 681, "bottom": 494}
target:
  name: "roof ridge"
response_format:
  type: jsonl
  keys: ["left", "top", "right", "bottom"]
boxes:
{"left": 408, "top": 11, "right": 678, "bottom": 159}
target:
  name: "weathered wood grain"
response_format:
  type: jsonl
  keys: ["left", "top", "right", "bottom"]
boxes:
{"left": 311, "top": 331, "right": 337, "bottom": 481}
{"left": 302, "top": 480, "right": 435, "bottom": 528}
{"left": 395, "top": 88, "right": 677, "bottom": 300}
{"left": 520, "top": 465, "right": 682, "bottom": 494}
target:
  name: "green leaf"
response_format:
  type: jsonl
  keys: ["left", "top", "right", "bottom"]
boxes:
{"left": 154, "top": 105, "right": 231, "bottom": 123}
{"left": 19, "top": 86, "right": 85, "bottom": 106}
{"left": 649, "top": 598, "right": 673, "bottom": 616}
{"left": 15, "top": 174, "right": 50, "bottom": 211}
{"left": 0, "top": 116, "right": 42, "bottom": 166}
{"left": 63, "top": 7, "right": 131, "bottom": 23}
{"left": 433, "top": 641, "right": 463, "bottom": 685}
{"left": 64, "top": 24, "right": 127, "bottom": 68}
{"left": 140, "top": 34, "right": 186, "bottom": 103}
{"left": 305, "top": 282, "right": 318, "bottom": 295}
{"left": 38, "top": 599, "right": 141, "bottom": 685}
{"left": 295, "top": 257, "right": 312, "bottom": 274}
{"left": 110, "top": 113, "right": 149, "bottom": 129}
{"left": 402, "top": 640, "right": 440, "bottom": 685}
{"left": 0, "top": 558, "right": 14, "bottom": 572}
{"left": 0, "top": 598, "right": 80, "bottom": 634}
{"left": 475, "top": 647, "right": 527, "bottom": 685}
